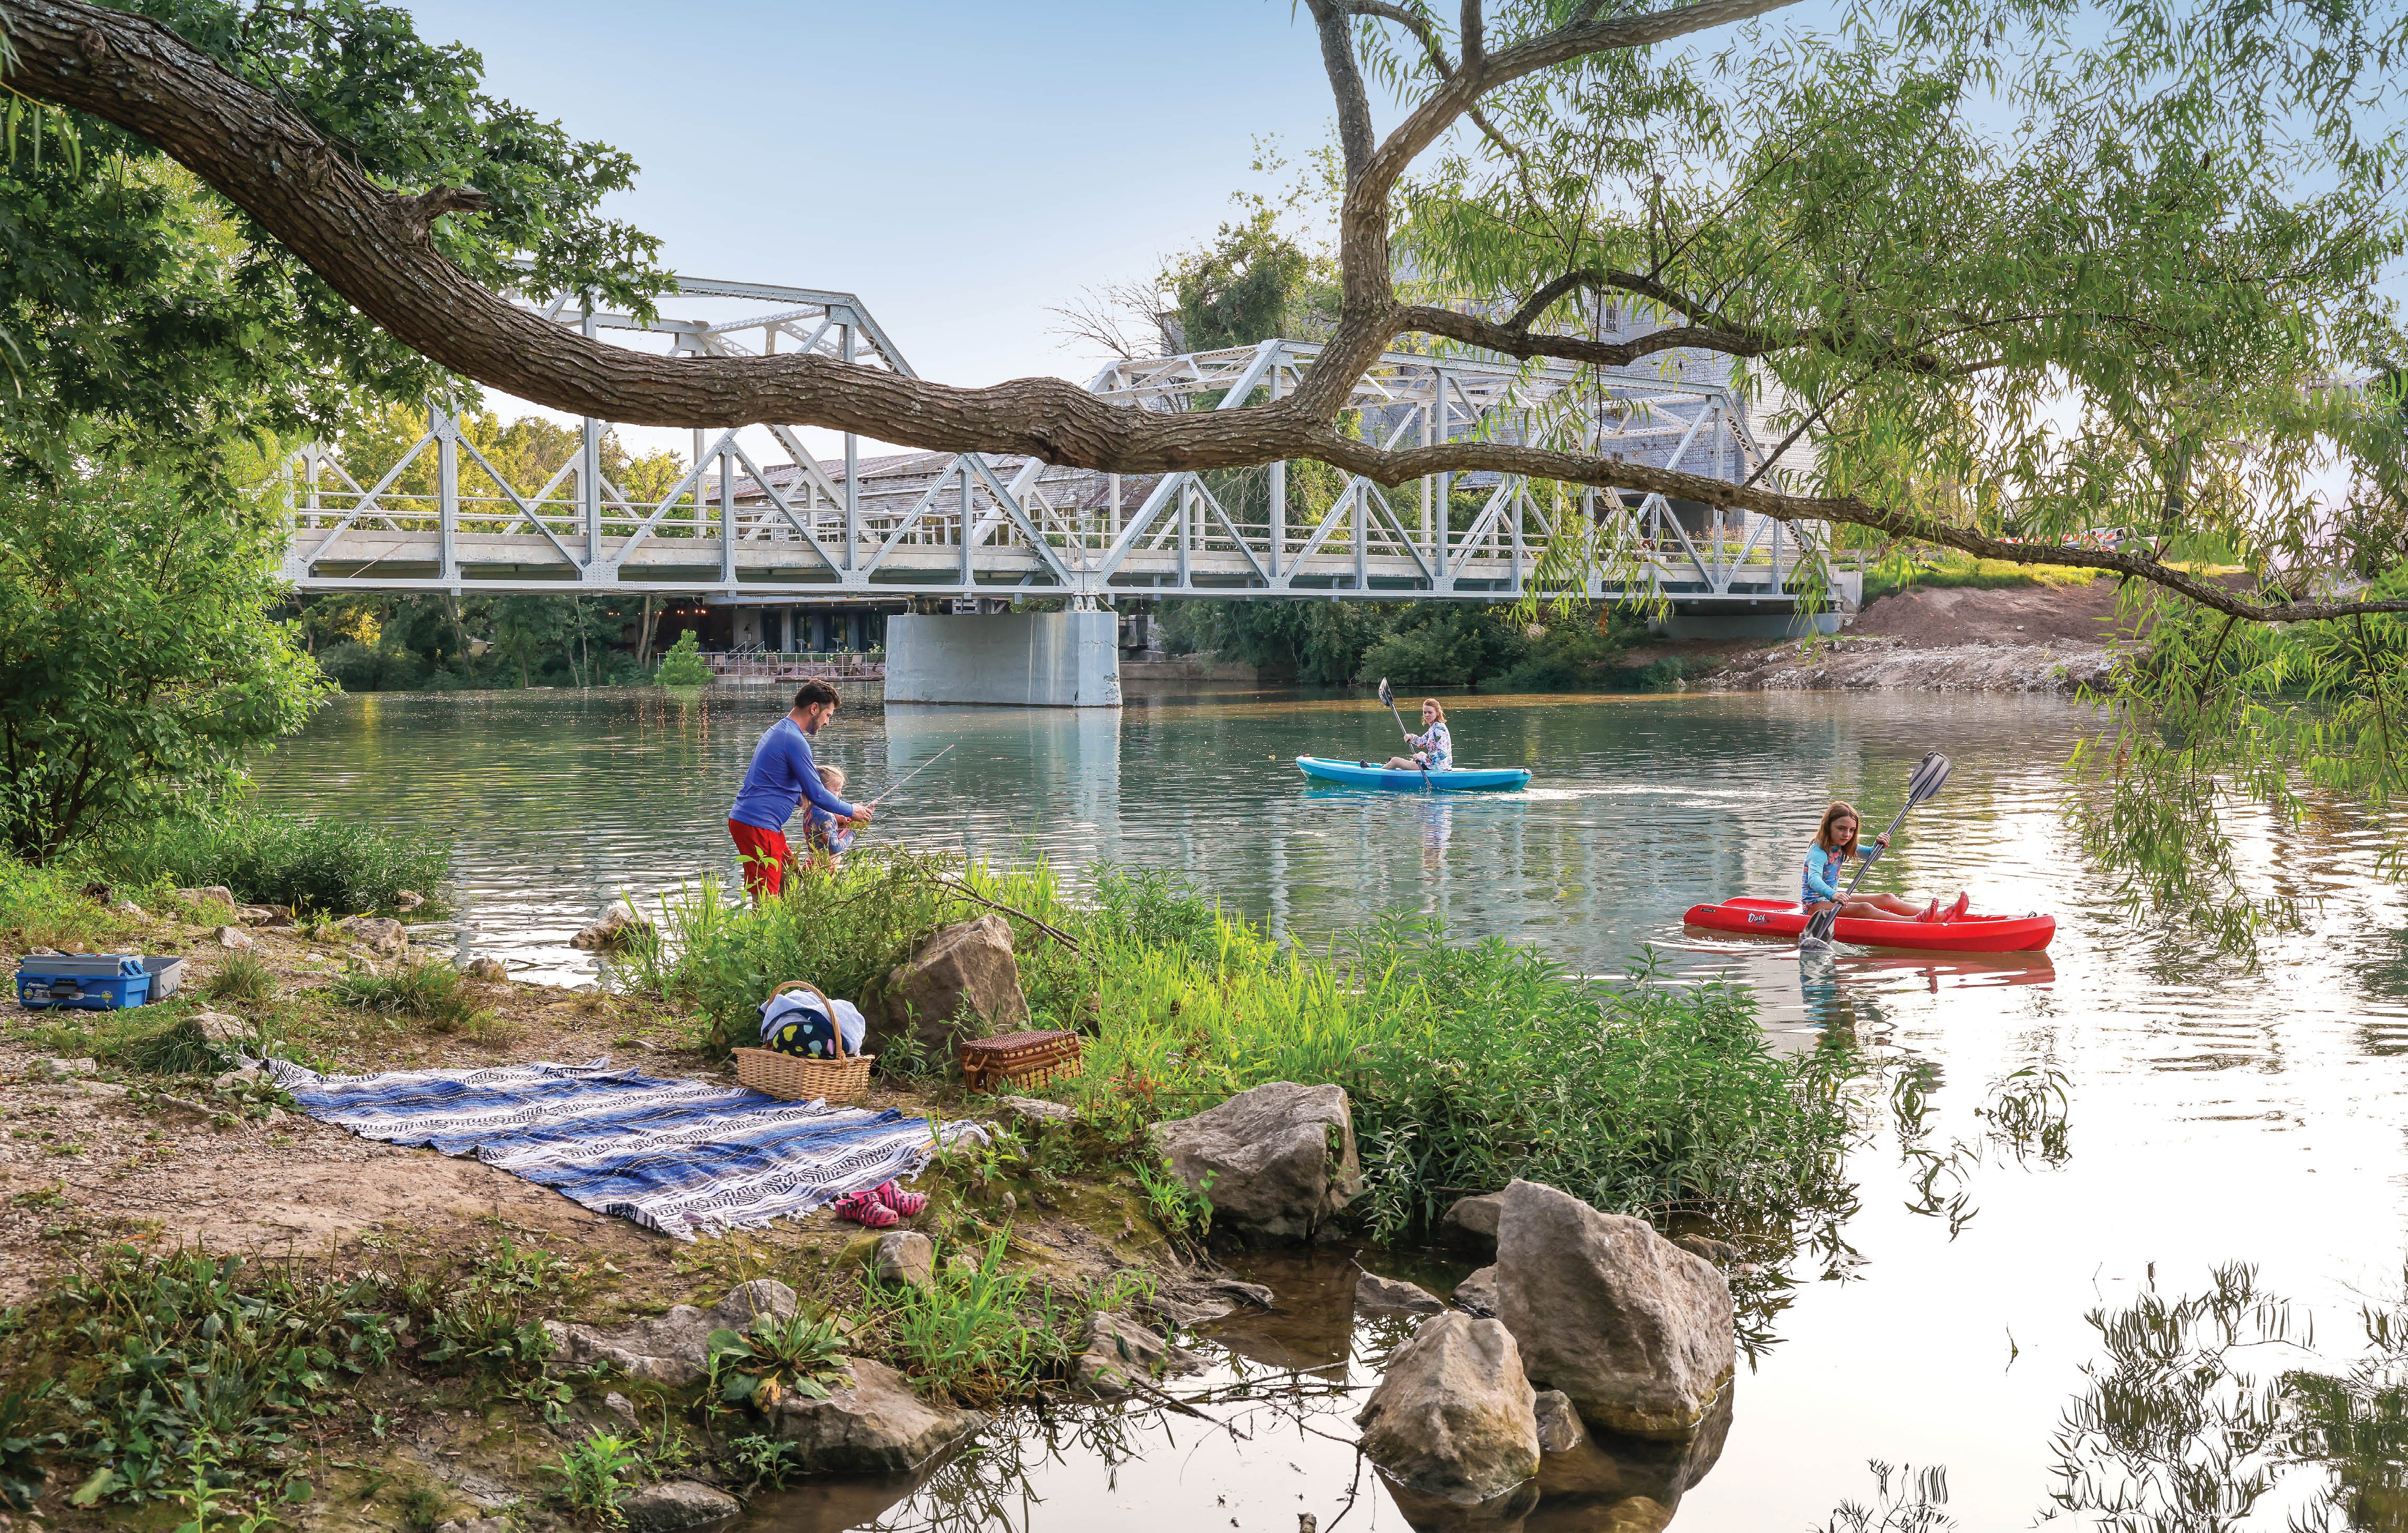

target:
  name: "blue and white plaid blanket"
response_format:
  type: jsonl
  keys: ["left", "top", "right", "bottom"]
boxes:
{"left": 262, "top": 1057, "right": 984, "bottom": 1240}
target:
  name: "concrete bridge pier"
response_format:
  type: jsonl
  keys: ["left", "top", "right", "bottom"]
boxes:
{"left": 883, "top": 611, "right": 1122, "bottom": 707}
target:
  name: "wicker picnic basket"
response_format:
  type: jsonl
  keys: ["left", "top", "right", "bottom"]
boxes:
{"left": 958, "top": 1028, "right": 1082, "bottom": 1093}
{"left": 733, "top": 980, "right": 874, "bottom": 1106}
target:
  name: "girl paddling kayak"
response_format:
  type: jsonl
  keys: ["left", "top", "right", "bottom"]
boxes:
{"left": 1385, "top": 698, "right": 1453, "bottom": 771}
{"left": 1806, "top": 801, "right": 1967, "bottom": 924}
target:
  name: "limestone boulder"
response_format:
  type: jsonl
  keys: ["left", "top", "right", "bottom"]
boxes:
{"left": 1532, "top": 1390, "right": 1588, "bottom": 1455}
{"left": 1453, "top": 1266, "right": 1499, "bottom": 1319}
{"left": 1074, "top": 1311, "right": 1201, "bottom": 1397}
{"left": 994, "top": 1094, "right": 1074, "bottom": 1126}
{"left": 396, "top": 890, "right": 427, "bottom": 911}
{"left": 618, "top": 1480, "right": 738, "bottom": 1532}
{"left": 1491, "top": 1180, "right": 1733, "bottom": 1440}
{"left": 1357, "top": 1272, "right": 1446, "bottom": 1315}
{"left": 1442, "top": 1193, "right": 1505, "bottom": 1253}
{"left": 768, "top": 1356, "right": 985, "bottom": 1474}
{"left": 464, "top": 955, "right": 509, "bottom": 982}
{"left": 1154, "top": 1081, "right": 1361, "bottom": 1243}
{"left": 214, "top": 925, "right": 253, "bottom": 950}
{"left": 569, "top": 908, "right": 649, "bottom": 953}
{"left": 1353, "top": 1312, "right": 1539, "bottom": 1505}
{"left": 175, "top": 886, "right": 236, "bottom": 912}
{"left": 236, "top": 903, "right": 292, "bottom": 928}
{"left": 190, "top": 1011, "right": 252, "bottom": 1045}
{"left": 338, "top": 915, "right": 408, "bottom": 957}
{"left": 1672, "top": 1234, "right": 1741, "bottom": 1267}
{"left": 872, "top": 1231, "right": 935, "bottom": 1292}
{"left": 864, "top": 914, "right": 1029, "bottom": 1061}
{"left": 544, "top": 1279, "right": 796, "bottom": 1387}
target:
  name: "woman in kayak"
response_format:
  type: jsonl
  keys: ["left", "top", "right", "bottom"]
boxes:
{"left": 1385, "top": 698, "right": 1453, "bottom": 771}
{"left": 1806, "top": 802, "right": 1968, "bottom": 922}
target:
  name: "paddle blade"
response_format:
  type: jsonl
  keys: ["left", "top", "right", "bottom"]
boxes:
{"left": 1906, "top": 751, "right": 1952, "bottom": 805}
{"left": 1378, "top": 677, "right": 1394, "bottom": 708}
{"left": 1803, "top": 907, "right": 1838, "bottom": 944}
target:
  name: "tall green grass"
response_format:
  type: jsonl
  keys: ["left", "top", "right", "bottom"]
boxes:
{"left": 89, "top": 807, "right": 449, "bottom": 914}
{"left": 637, "top": 857, "right": 1853, "bottom": 1239}
{"left": 0, "top": 856, "right": 127, "bottom": 949}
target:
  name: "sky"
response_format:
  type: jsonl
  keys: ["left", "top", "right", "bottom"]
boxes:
{"left": 398, "top": 0, "right": 1360, "bottom": 457}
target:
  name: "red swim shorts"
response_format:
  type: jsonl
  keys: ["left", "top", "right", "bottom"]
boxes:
{"left": 728, "top": 818, "right": 792, "bottom": 899}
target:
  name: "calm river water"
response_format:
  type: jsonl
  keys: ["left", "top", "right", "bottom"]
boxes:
{"left": 251, "top": 685, "right": 2408, "bottom": 1531}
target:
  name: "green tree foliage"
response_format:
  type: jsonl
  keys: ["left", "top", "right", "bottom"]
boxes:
{"left": 0, "top": 464, "right": 329, "bottom": 861}
{"left": 1161, "top": 598, "right": 1633, "bottom": 690}
{"left": 1169, "top": 207, "right": 1330, "bottom": 352}
{"left": 654, "top": 630, "right": 712, "bottom": 687}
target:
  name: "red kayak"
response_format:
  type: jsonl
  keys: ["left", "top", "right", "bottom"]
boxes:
{"left": 1683, "top": 897, "right": 2056, "bottom": 953}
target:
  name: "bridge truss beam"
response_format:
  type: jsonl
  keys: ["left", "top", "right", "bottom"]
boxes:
{"left": 276, "top": 276, "right": 1846, "bottom": 611}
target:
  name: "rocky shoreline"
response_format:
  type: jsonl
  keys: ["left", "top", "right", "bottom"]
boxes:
{"left": 1710, "top": 633, "right": 2117, "bottom": 693}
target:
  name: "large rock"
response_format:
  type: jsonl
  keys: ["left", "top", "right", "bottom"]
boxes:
{"left": 464, "top": 955, "right": 509, "bottom": 982}
{"left": 618, "top": 1480, "right": 739, "bottom": 1532}
{"left": 1453, "top": 1266, "right": 1499, "bottom": 1319}
{"left": 872, "top": 1231, "right": 935, "bottom": 1292}
{"left": 1442, "top": 1194, "right": 1505, "bottom": 1253}
{"left": 865, "top": 914, "right": 1029, "bottom": 1061}
{"left": 768, "top": 1356, "right": 985, "bottom": 1474}
{"left": 1358, "top": 1272, "right": 1446, "bottom": 1315}
{"left": 1154, "top": 1081, "right": 1361, "bottom": 1243}
{"left": 1491, "top": 1180, "right": 1733, "bottom": 1440}
{"left": 544, "top": 1280, "right": 797, "bottom": 1387}
{"left": 176, "top": 885, "right": 236, "bottom": 911}
{"left": 1074, "top": 1311, "right": 1200, "bottom": 1397}
{"left": 1532, "top": 1390, "right": 1588, "bottom": 1455}
{"left": 1353, "top": 1313, "right": 1539, "bottom": 1506}
{"left": 338, "top": 915, "right": 408, "bottom": 957}
{"left": 569, "top": 908, "right": 649, "bottom": 953}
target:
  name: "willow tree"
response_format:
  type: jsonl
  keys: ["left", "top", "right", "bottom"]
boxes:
{"left": 7, "top": 0, "right": 2408, "bottom": 927}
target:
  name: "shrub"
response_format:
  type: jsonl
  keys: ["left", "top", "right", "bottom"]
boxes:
{"left": 0, "top": 856, "right": 125, "bottom": 950}
{"left": 870, "top": 1232, "right": 1129, "bottom": 1404}
{"left": 550, "top": 1435, "right": 640, "bottom": 1528}
{"left": 92, "top": 807, "right": 449, "bottom": 914}
{"left": 654, "top": 630, "right": 711, "bottom": 686}
{"left": 328, "top": 961, "right": 491, "bottom": 1033}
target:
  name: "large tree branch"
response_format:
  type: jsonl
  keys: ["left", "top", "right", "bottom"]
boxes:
{"left": 1317, "top": 435, "right": 2396, "bottom": 624}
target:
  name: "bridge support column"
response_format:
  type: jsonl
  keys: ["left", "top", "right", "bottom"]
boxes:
{"left": 884, "top": 612, "right": 1121, "bottom": 707}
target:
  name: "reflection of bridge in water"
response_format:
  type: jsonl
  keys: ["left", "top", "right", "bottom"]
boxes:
{"left": 275, "top": 273, "right": 1856, "bottom": 621}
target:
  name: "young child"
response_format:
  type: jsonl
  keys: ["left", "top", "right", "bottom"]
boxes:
{"left": 802, "top": 765, "right": 860, "bottom": 864}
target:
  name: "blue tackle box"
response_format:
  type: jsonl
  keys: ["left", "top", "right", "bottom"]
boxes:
{"left": 14, "top": 953, "right": 182, "bottom": 1011}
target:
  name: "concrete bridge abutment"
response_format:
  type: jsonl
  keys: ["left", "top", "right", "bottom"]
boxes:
{"left": 883, "top": 611, "right": 1122, "bottom": 707}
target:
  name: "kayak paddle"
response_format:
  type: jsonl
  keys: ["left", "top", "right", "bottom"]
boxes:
{"left": 1376, "top": 676, "right": 1431, "bottom": 784}
{"left": 866, "top": 744, "right": 954, "bottom": 807}
{"left": 1799, "top": 751, "right": 1952, "bottom": 952}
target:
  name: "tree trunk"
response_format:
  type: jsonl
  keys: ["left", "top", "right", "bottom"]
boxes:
{"left": 636, "top": 595, "right": 658, "bottom": 670}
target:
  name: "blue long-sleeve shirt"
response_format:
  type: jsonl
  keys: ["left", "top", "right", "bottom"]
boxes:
{"left": 729, "top": 717, "right": 857, "bottom": 831}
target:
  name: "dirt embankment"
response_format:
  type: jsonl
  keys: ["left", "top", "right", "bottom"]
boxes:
{"left": 1710, "top": 578, "right": 2137, "bottom": 692}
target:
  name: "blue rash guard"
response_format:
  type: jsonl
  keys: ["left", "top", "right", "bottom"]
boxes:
{"left": 1802, "top": 841, "right": 1874, "bottom": 905}
{"left": 729, "top": 717, "right": 857, "bottom": 832}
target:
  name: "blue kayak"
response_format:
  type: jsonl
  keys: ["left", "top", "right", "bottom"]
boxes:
{"left": 1295, "top": 756, "right": 1532, "bottom": 793}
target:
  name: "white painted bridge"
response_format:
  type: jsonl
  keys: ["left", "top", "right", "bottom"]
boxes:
{"left": 276, "top": 274, "right": 1853, "bottom": 615}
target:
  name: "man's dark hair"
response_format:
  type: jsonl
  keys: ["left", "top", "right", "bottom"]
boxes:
{"left": 793, "top": 680, "right": 841, "bottom": 712}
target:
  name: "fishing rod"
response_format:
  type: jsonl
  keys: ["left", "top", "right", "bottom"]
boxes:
{"left": 866, "top": 744, "right": 955, "bottom": 807}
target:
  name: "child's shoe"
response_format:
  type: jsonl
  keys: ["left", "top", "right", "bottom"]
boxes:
{"left": 871, "top": 1180, "right": 928, "bottom": 1217}
{"left": 1946, "top": 891, "right": 1971, "bottom": 921}
{"left": 831, "top": 1189, "right": 898, "bottom": 1229}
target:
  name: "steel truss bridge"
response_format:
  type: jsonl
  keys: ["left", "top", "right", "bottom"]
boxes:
{"left": 276, "top": 274, "right": 1847, "bottom": 612}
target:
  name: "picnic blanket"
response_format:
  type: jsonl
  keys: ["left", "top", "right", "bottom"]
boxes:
{"left": 260, "top": 1057, "right": 986, "bottom": 1240}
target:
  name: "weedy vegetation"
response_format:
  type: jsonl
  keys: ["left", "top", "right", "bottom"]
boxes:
{"left": 638, "top": 854, "right": 1855, "bottom": 1240}
{"left": 204, "top": 952, "right": 278, "bottom": 1006}
{"left": 90, "top": 808, "right": 449, "bottom": 916}
{"left": 327, "top": 961, "right": 494, "bottom": 1035}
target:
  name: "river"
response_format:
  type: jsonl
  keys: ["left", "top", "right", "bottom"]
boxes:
{"left": 251, "top": 684, "right": 2408, "bottom": 1530}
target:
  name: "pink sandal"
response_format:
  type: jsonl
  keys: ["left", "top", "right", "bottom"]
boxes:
{"left": 870, "top": 1180, "right": 928, "bottom": 1217}
{"left": 1946, "top": 891, "right": 1971, "bottom": 921}
{"left": 831, "top": 1190, "right": 898, "bottom": 1229}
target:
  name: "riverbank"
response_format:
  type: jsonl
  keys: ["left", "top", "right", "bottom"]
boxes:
{"left": 1691, "top": 575, "right": 2130, "bottom": 692}
{"left": 0, "top": 845, "right": 1845, "bottom": 1531}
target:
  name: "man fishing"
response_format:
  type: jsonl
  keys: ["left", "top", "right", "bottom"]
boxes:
{"left": 728, "top": 680, "right": 871, "bottom": 901}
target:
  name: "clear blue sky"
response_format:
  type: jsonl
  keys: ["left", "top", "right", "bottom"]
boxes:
{"left": 404, "top": 0, "right": 1349, "bottom": 396}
